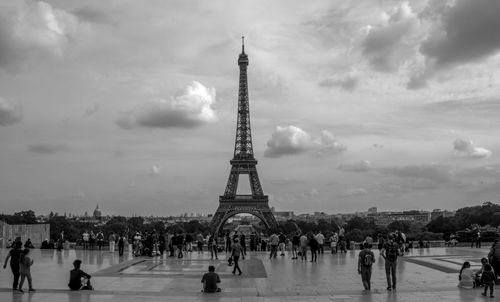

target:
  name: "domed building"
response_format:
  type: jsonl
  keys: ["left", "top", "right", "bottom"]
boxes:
{"left": 93, "top": 205, "right": 102, "bottom": 221}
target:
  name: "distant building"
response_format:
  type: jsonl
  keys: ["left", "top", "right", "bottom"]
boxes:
{"left": 368, "top": 210, "right": 431, "bottom": 225}
{"left": 93, "top": 204, "right": 102, "bottom": 220}
{"left": 431, "top": 209, "right": 456, "bottom": 220}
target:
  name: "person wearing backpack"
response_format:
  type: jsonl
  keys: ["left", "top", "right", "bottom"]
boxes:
{"left": 358, "top": 242, "right": 375, "bottom": 290}
{"left": 381, "top": 234, "right": 400, "bottom": 291}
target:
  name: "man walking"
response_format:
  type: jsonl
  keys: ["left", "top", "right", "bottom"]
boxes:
{"left": 358, "top": 242, "right": 375, "bottom": 290}
{"left": 381, "top": 234, "right": 400, "bottom": 291}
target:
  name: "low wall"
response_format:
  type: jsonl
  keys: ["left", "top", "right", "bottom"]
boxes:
{"left": 0, "top": 221, "right": 50, "bottom": 248}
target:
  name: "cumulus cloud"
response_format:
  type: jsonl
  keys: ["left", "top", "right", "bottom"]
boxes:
{"left": 338, "top": 160, "right": 371, "bottom": 172}
{"left": 453, "top": 139, "right": 492, "bottom": 159}
{"left": 382, "top": 164, "right": 453, "bottom": 183}
{"left": 315, "top": 130, "right": 347, "bottom": 156}
{"left": 318, "top": 77, "right": 359, "bottom": 91}
{"left": 0, "top": 98, "right": 22, "bottom": 126}
{"left": 362, "top": 2, "right": 419, "bottom": 72}
{"left": 264, "top": 126, "right": 312, "bottom": 158}
{"left": 264, "top": 127, "right": 346, "bottom": 158}
{"left": 420, "top": 0, "right": 500, "bottom": 69}
{"left": 0, "top": 1, "right": 78, "bottom": 72}
{"left": 27, "top": 143, "right": 69, "bottom": 154}
{"left": 116, "top": 81, "right": 217, "bottom": 129}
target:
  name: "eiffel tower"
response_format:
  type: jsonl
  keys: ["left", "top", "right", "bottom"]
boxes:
{"left": 210, "top": 37, "right": 278, "bottom": 233}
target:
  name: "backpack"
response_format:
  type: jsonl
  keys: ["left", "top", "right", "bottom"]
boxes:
{"left": 363, "top": 252, "right": 373, "bottom": 267}
{"left": 387, "top": 244, "right": 398, "bottom": 262}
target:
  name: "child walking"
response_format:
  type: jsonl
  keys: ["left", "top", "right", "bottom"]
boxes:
{"left": 18, "top": 249, "right": 35, "bottom": 292}
{"left": 481, "top": 264, "right": 495, "bottom": 297}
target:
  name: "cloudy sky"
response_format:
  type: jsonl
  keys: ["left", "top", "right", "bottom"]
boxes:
{"left": 1, "top": 0, "right": 500, "bottom": 216}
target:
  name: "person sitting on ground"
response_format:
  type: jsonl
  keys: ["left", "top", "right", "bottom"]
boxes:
{"left": 201, "top": 265, "right": 221, "bottom": 293}
{"left": 458, "top": 261, "right": 475, "bottom": 289}
{"left": 68, "top": 259, "right": 93, "bottom": 290}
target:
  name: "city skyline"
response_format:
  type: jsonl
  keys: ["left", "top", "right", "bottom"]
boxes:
{"left": 1, "top": 0, "right": 500, "bottom": 216}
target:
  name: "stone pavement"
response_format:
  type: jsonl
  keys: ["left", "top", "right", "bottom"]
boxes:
{"left": 0, "top": 246, "right": 496, "bottom": 301}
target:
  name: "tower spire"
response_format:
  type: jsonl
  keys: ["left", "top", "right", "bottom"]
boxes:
{"left": 242, "top": 36, "right": 245, "bottom": 54}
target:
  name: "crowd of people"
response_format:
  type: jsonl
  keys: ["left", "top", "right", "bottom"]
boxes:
{"left": 5, "top": 228, "right": 500, "bottom": 296}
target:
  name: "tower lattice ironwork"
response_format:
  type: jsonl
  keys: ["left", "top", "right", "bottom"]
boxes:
{"left": 210, "top": 37, "right": 278, "bottom": 233}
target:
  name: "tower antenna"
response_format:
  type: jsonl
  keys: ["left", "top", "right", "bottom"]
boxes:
{"left": 242, "top": 36, "right": 245, "bottom": 53}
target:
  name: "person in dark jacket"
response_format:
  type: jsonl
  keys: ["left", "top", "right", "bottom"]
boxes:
{"left": 68, "top": 259, "right": 92, "bottom": 290}
{"left": 3, "top": 240, "right": 23, "bottom": 290}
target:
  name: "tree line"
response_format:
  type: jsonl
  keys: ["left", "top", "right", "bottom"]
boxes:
{"left": 2, "top": 202, "right": 500, "bottom": 243}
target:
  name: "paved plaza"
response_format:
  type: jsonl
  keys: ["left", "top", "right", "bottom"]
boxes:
{"left": 0, "top": 246, "right": 496, "bottom": 301}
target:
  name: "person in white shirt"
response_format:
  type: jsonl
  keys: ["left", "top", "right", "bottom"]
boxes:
{"left": 315, "top": 231, "right": 325, "bottom": 254}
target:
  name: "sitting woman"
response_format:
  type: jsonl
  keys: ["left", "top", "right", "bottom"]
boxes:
{"left": 68, "top": 260, "right": 93, "bottom": 290}
{"left": 458, "top": 261, "right": 475, "bottom": 289}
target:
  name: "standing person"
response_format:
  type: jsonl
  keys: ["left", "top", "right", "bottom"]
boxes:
{"left": 338, "top": 226, "right": 345, "bottom": 242}
{"left": 108, "top": 232, "right": 116, "bottom": 253}
{"left": 231, "top": 238, "right": 243, "bottom": 275}
{"left": 201, "top": 265, "right": 222, "bottom": 293}
{"left": 488, "top": 239, "right": 500, "bottom": 282}
{"left": 96, "top": 230, "right": 104, "bottom": 250}
{"left": 315, "top": 231, "right": 325, "bottom": 254}
{"left": 225, "top": 232, "right": 232, "bottom": 253}
{"left": 476, "top": 230, "right": 482, "bottom": 248}
{"left": 330, "top": 232, "right": 338, "bottom": 254}
{"left": 240, "top": 234, "right": 247, "bottom": 256}
{"left": 377, "top": 234, "right": 385, "bottom": 252}
{"left": 68, "top": 260, "right": 92, "bottom": 291}
{"left": 309, "top": 233, "right": 318, "bottom": 263}
{"left": 300, "top": 233, "right": 308, "bottom": 261}
{"left": 278, "top": 233, "right": 286, "bottom": 256}
{"left": 269, "top": 232, "right": 279, "bottom": 259}
{"left": 89, "top": 231, "right": 96, "bottom": 250}
{"left": 249, "top": 232, "right": 256, "bottom": 252}
{"left": 18, "top": 249, "right": 35, "bottom": 292}
{"left": 82, "top": 231, "right": 89, "bottom": 250}
{"left": 208, "top": 233, "right": 218, "bottom": 260}
{"left": 177, "top": 233, "right": 185, "bottom": 258}
{"left": 133, "top": 232, "right": 142, "bottom": 256}
{"left": 358, "top": 242, "right": 375, "bottom": 291}
{"left": 152, "top": 230, "right": 159, "bottom": 256}
{"left": 381, "top": 234, "right": 400, "bottom": 291}
{"left": 3, "top": 240, "right": 22, "bottom": 290}
{"left": 291, "top": 232, "right": 300, "bottom": 259}
{"left": 118, "top": 233, "right": 125, "bottom": 256}
{"left": 481, "top": 264, "right": 495, "bottom": 298}
{"left": 197, "top": 233, "right": 204, "bottom": 254}
{"left": 57, "top": 231, "right": 64, "bottom": 252}
{"left": 185, "top": 233, "right": 193, "bottom": 253}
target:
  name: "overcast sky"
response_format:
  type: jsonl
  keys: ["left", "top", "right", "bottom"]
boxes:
{"left": 1, "top": 0, "right": 500, "bottom": 216}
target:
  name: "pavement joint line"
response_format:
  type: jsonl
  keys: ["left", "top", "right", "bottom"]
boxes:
{"left": 0, "top": 286, "right": 475, "bottom": 297}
